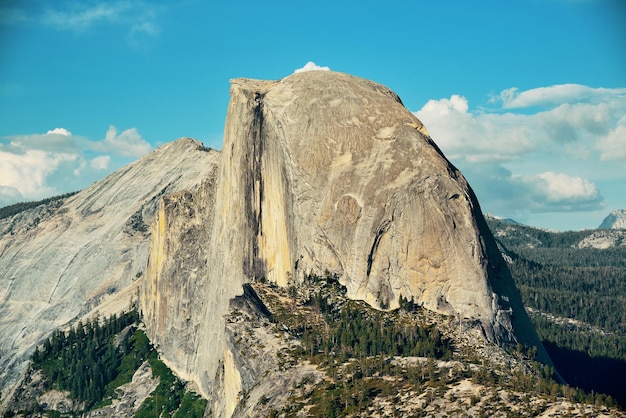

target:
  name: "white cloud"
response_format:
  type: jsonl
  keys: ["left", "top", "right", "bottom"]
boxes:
{"left": 0, "top": 126, "right": 152, "bottom": 208}
{"left": 415, "top": 96, "right": 536, "bottom": 163}
{"left": 414, "top": 83, "right": 625, "bottom": 218}
{"left": 91, "top": 125, "right": 152, "bottom": 158}
{"left": 7, "top": 130, "right": 78, "bottom": 154}
{"left": 90, "top": 155, "right": 111, "bottom": 170}
{"left": 418, "top": 94, "right": 468, "bottom": 116}
{"left": 0, "top": 148, "right": 77, "bottom": 204}
{"left": 2, "top": 2, "right": 162, "bottom": 45}
{"left": 294, "top": 61, "right": 331, "bottom": 73}
{"left": 596, "top": 115, "right": 626, "bottom": 161}
{"left": 46, "top": 127, "right": 72, "bottom": 136}
{"left": 415, "top": 84, "right": 626, "bottom": 164}
{"left": 521, "top": 172, "right": 603, "bottom": 211}
{"left": 492, "top": 84, "right": 626, "bottom": 109}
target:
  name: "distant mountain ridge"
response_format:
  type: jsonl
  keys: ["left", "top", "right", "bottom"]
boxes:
{"left": 485, "top": 212, "right": 626, "bottom": 250}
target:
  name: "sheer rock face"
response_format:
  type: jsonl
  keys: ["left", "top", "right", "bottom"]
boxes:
{"left": 139, "top": 164, "right": 225, "bottom": 396}
{"left": 220, "top": 71, "right": 537, "bottom": 346}
{"left": 1, "top": 71, "right": 550, "bottom": 414}
{"left": 141, "top": 72, "right": 549, "bottom": 407}
{"left": 0, "top": 138, "right": 219, "bottom": 405}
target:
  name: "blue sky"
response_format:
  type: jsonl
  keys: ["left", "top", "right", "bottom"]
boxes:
{"left": 0, "top": 0, "right": 624, "bottom": 231}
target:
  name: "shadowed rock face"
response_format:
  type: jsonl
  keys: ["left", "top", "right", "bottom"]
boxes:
{"left": 139, "top": 71, "right": 550, "bottom": 410}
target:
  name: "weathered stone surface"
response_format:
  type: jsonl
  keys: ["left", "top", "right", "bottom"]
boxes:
{"left": 2, "top": 70, "right": 553, "bottom": 416}
{"left": 140, "top": 166, "right": 223, "bottom": 396}
{"left": 83, "top": 361, "right": 159, "bottom": 417}
{"left": 217, "top": 71, "right": 542, "bottom": 349}
{"left": 0, "top": 138, "right": 219, "bottom": 405}
{"left": 576, "top": 229, "right": 626, "bottom": 249}
{"left": 139, "top": 71, "right": 551, "bottom": 413}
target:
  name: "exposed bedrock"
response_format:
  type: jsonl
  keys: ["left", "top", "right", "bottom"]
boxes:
{"left": 139, "top": 71, "right": 552, "bottom": 410}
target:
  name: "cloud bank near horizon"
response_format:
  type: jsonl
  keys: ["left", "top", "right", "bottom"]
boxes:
{"left": 414, "top": 84, "right": 626, "bottom": 220}
{"left": 0, "top": 126, "right": 152, "bottom": 207}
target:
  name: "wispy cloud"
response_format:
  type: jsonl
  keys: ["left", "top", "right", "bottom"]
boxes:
{"left": 42, "top": 2, "right": 132, "bottom": 32}
{"left": 0, "top": 7, "right": 30, "bottom": 26}
{"left": 414, "top": 84, "right": 626, "bottom": 218}
{"left": 90, "top": 125, "right": 152, "bottom": 158}
{"left": 1, "top": 1, "right": 163, "bottom": 44}
{"left": 492, "top": 84, "right": 626, "bottom": 109}
{"left": 0, "top": 126, "right": 152, "bottom": 207}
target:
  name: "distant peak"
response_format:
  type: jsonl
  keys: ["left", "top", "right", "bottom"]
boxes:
{"left": 154, "top": 137, "right": 214, "bottom": 153}
{"left": 485, "top": 213, "right": 521, "bottom": 225}
{"left": 599, "top": 209, "right": 626, "bottom": 230}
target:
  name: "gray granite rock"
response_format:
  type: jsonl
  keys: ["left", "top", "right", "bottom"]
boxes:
{"left": 0, "top": 138, "right": 219, "bottom": 405}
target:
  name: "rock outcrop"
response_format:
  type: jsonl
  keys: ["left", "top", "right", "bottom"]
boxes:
{"left": 599, "top": 209, "right": 626, "bottom": 230}
{"left": 0, "top": 138, "right": 219, "bottom": 404}
{"left": 216, "top": 71, "right": 539, "bottom": 344}
{"left": 576, "top": 229, "right": 626, "bottom": 249}
{"left": 140, "top": 70, "right": 551, "bottom": 410}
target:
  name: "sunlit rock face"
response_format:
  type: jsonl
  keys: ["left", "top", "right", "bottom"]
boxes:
{"left": 0, "top": 70, "right": 550, "bottom": 415}
{"left": 140, "top": 72, "right": 551, "bottom": 411}
{"left": 220, "top": 70, "right": 537, "bottom": 345}
{"left": 599, "top": 209, "right": 626, "bottom": 230}
{"left": 142, "top": 72, "right": 547, "bottom": 415}
{"left": 0, "top": 138, "right": 219, "bottom": 404}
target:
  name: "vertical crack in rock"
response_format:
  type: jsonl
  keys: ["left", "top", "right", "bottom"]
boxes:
{"left": 243, "top": 91, "right": 266, "bottom": 280}
{"left": 366, "top": 219, "right": 391, "bottom": 277}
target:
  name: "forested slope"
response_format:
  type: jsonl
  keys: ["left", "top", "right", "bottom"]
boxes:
{"left": 486, "top": 217, "right": 626, "bottom": 407}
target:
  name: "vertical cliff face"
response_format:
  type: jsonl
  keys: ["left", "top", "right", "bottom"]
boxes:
{"left": 140, "top": 169, "right": 218, "bottom": 391}
{"left": 221, "top": 71, "right": 530, "bottom": 344}
{"left": 139, "top": 71, "right": 551, "bottom": 411}
{"left": 217, "top": 78, "right": 296, "bottom": 287}
{"left": 140, "top": 154, "right": 248, "bottom": 399}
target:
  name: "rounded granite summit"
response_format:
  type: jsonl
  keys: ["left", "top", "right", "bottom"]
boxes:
{"left": 209, "top": 69, "right": 547, "bottom": 357}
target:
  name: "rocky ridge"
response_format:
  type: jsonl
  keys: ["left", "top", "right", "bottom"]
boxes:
{"left": 599, "top": 209, "right": 626, "bottom": 230}
{"left": 576, "top": 229, "right": 626, "bottom": 249}
{"left": 0, "top": 138, "right": 219, "bottom": 405}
